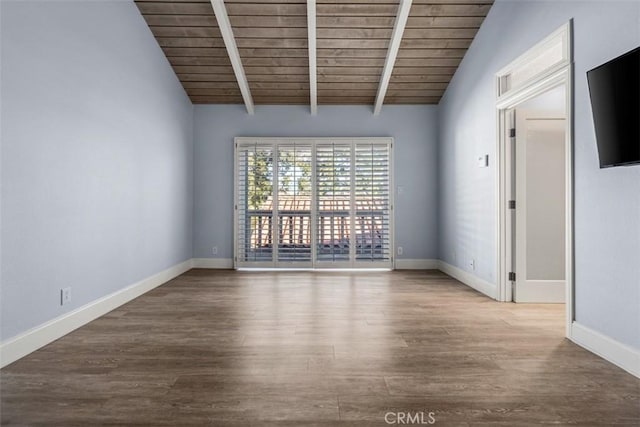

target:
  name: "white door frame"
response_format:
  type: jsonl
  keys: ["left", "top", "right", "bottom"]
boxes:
{"left": 495, "top": 22, "right": 574, "bottom": 337}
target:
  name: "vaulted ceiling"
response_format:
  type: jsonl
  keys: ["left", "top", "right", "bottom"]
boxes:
{"left": 134, "top": 0, "right": 494, "bottom": 111}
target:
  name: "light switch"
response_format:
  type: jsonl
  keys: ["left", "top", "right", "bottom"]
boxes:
{"left": 477, "top": 154, "right": 489, "bottom": 168}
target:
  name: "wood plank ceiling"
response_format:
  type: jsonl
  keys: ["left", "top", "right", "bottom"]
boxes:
{"left": 135, "top": 0, "right": 494, "bottom": 107}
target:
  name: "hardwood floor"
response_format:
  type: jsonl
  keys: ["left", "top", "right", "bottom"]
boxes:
{"left": 1, "top": 269, "right": 638, "bottom": 426}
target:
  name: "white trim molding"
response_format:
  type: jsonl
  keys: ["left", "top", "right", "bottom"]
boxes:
{"left": 496, "top": 22, "right": 572, "bottom": 100}
{"left": 395, "top": 259, "right": 438, "bottom": 270}
{"left": 192, "top": 258, "right": 234, "bottom": 269}
{"left": 0, "top": 259, "right": 193, "bottom": 368}
{"left": 437, "top": 261, "right": 497, "bottom": 300}
{"left": 571, "top": 322, "right": 640, "bottom": 378}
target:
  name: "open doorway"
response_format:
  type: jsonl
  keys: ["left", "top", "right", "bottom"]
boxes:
{"left": 495, "top": 22, "right": 574, "bottom": 336}
{"left": 509, "top": 86, "right": 567, "bottom": 303}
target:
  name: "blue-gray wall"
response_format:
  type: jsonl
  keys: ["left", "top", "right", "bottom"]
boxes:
{"left": 0, "top": 1, "right": 194, "bottom": 340}
{"left": 2, "top": 0, "right": 637, "bottom": 356}
{"left": 193, "top": 105, "right": 439, "bottom": 262}
{"left": 438, "top": 0, "right": 640, "bottom": 348}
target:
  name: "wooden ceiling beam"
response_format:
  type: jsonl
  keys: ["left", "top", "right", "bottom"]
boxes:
{"left": 307, "top": 0, "right": 317, "bottom": 115}
{"left": 135, "top": 0, "right": 494, "bottom": 106}
{"left": 209, "top": 0, "right": 254, "bottom": 114}
{"left": 373, "top": 0, "right": 412, "bottom": 115}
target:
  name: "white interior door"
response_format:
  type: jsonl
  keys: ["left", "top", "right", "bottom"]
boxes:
{"left": 514, "top": 111, "right": 566, "bottom": 302}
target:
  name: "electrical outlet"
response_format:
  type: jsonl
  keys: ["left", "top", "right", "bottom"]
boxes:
{"left": 212, "top": 246, "right": 218, "bottom": 255}
{"left": 61, "top": 287, "right": 71, "bottom": 306}
{"left": 397, "top": 246, "right": 403, "bottom": 256}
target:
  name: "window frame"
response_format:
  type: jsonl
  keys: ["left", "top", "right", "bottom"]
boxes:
{"left": 234, "top": 137, "right": 394, "bottom": 269}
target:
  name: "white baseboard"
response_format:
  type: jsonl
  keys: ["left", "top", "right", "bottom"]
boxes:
{"left": 437, "top": 260, "right": 497, "bottom": 299}
{"left": 570, "top": 322, "right": 640, "bottom": 378}
{"left": 0, "top": 259, "right": 193, "bottom": 368}
{"left": 192, "top": 258, "right": 234, "bottom": 269}
{"left": 395, "top": 259, "right": 439, "bottom": 270}
{"left": 5, "top": 258, "right": 637, "bottom": 382}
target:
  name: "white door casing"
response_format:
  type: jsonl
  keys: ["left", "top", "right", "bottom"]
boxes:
{"left": 495, "top": 21, "right": 573, "bottom": 336}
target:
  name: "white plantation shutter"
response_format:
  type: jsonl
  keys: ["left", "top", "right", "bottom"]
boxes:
{"left": 277, "top": 143, "right": 313, "bottom": 264}
{"left": 236, "top": 143, "right": 274, "bottom": 265}
{"left": 355, "top": 143, "right": 392, "bottom": 263}
{"left": 235, "top": 138, "right": 393, "bottom": 268}
{"left": 315, "top": 142, "right": 352, "bottom": 263}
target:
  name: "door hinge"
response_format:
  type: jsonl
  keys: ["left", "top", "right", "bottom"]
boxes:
{"left": 508, "top": 272, "right": 516, "bottom": 281}
{"left": 235, "top": 204, "right": 238, "bottom": 210}
{"left": 509, "top": 128, "right": 516, "bottom": 138}
{"left": 508, "top": 200, "right": 516, "bottom": 210}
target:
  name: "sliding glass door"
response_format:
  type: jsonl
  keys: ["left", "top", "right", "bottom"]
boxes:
{"left": 316, "top": 142, "right": 352, "bottom": 266}
{"left": 235, "top": 138, "right": 393, "bottom": 269}
{"left": 276, "top": 143, "right": 313, "bottom": 266}
{"left": 354, "top": 143, "right": 392, "bottom": 263}
{"left": 236, "top": 144, "right": 274, "bottom": 266}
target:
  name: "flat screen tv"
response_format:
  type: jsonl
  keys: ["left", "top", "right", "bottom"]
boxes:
{"left": 587, "top": 46, "right": 640, "bottom": 168}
